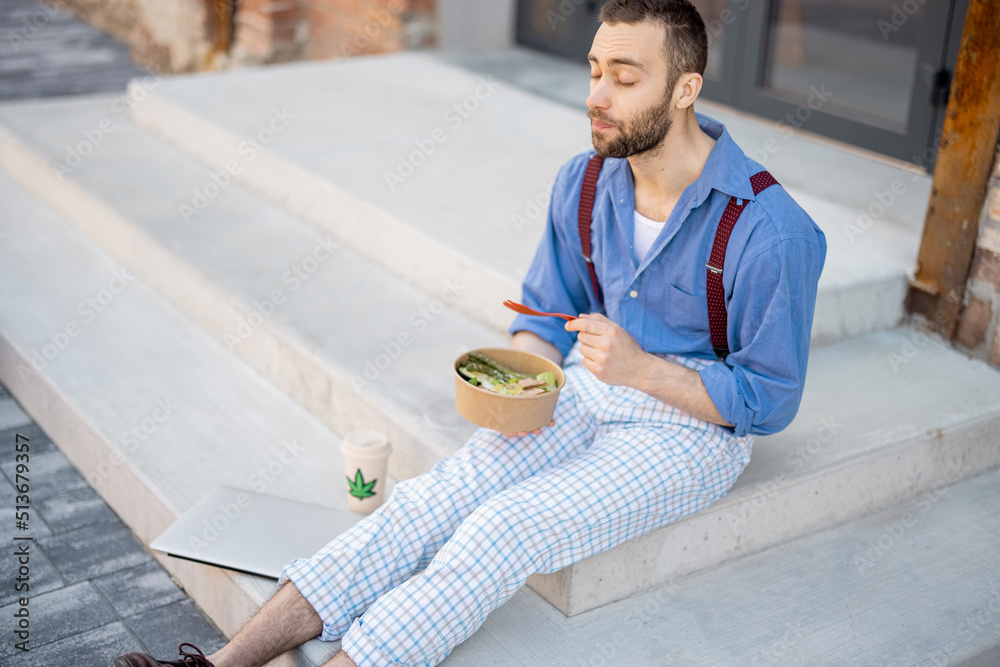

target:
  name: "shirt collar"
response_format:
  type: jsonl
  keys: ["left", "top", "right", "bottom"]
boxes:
{"left": 603, "top": 112, "right": 756, "bottom": 208}
{"left": 693, "top": 112, "right": 755, "bottom": 202}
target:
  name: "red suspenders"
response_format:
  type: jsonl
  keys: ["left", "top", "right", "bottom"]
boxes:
{"left": 576, "top": 154, "right": 778, "bottom": 361}
{"left": 578, "top": 156, "right": 605, "bottom": 304}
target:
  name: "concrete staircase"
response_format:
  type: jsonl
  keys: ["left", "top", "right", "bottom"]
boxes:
{"left": 1, "top": 52, "right": 999, "bottom": 664}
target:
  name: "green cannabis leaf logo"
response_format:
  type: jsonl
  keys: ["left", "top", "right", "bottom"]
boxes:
{"left": 346, "top": 469, "right": 377, "bottom": 500}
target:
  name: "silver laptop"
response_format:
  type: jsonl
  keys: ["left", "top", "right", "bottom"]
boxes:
{"left": 150, "top": 486, "right": 363, "bottom": 579}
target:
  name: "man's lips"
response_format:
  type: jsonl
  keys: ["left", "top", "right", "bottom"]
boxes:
{"left": 591, "top": 119, "right": 616, "bottom": 131}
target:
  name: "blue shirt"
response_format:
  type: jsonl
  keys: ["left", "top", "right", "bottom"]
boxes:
{"left": 510, "top": 113, "right": 827, "bottom": 437}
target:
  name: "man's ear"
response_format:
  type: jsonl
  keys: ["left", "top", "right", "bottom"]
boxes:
{"left": 674, "top": 72, "right": 703, "bottom": 110}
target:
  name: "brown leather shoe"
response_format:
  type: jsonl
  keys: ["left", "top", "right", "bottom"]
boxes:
{"left": 113, "top": 642, "right": 215, "bottom": 666}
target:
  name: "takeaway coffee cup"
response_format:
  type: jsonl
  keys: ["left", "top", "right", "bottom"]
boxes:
{"left": 340, "top": 430, "right": 392, "bottom": 514}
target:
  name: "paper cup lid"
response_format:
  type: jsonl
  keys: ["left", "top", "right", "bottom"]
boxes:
{"left": 340, "top": 429, "right": 391, "bottom": 458}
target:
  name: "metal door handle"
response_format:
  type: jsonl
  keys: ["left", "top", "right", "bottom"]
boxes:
{"left": 919, "top": 63, "right": 950, "bottom": 107}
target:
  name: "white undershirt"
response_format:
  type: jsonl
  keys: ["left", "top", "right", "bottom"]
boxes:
{"left": 634, "top": 209, "right": 667, "bottom": 263}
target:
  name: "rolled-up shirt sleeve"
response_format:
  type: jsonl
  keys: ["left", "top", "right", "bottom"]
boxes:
{"left": 699, "top": 232, "right": 826, "bottom": 436}
{"left": 509, "top": 157, "right": 596, "bottom": 358}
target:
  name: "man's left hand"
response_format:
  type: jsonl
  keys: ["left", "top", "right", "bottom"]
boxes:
{"left": 565, "top": 313, "right": 649, "bottom": 387}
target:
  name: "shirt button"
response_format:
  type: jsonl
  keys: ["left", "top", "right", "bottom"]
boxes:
{"left": 629, "top": 290, "right": 638, "bottom": 298}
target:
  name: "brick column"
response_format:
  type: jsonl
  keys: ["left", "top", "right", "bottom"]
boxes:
{"left": 44, "top": 0, "right": 436, "bottom": 71}
{"left": 955, "top": 140, "right": 1000, "bottom": 367}
{"left": 306, "top": 0, "right": 436, "bottom": 61}
{"left": 232, "top": 0, "right": 308, "bottom": 65}
{"left": 129, "top": 0, "right": 213, "bottom": 72}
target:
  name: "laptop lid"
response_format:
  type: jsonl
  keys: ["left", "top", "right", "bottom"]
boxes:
{"left": 150, "top": 486, "right": 363, "bottom": 579}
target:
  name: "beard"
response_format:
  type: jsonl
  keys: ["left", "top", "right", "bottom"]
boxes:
{"left": 589, "top": 92, "right": 674, "bottom": 159}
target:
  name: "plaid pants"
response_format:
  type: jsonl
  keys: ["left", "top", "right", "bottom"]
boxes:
{"left": 279, "top": 343, "right": 753, "bottom": 666}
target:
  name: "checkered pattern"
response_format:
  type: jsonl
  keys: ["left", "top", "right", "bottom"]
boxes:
{"left": 279, "top": 344, "right": 753, "bottom": 666}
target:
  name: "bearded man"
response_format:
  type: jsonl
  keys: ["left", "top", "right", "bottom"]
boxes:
{"left": 114, "top": 1, "right": 825, "bottom": 666}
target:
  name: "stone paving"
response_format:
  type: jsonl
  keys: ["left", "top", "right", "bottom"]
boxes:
{"left": 1, "top": 0, "right": 229, "bottom": 663}
{"left": 0, "top": 0, "right": 148, "bottom": 101}
{"left": 0, "top": 383, "right": 228, "bottom": 665}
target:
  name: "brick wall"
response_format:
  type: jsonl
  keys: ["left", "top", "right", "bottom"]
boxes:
{"left": 41, "top": 0, "right": 135, "bottom": 43}
{"left": 221, "top": 0, "right": 439, "bottom": 66}
{"left": 44, "top": 0, "right": 436, "bottom": 72}
{"left": 42, "top": 0, "right": 212, "bottom": 73}
{"left": 305, "top": 0, "right": 436, "bottom": 61}
{"left": 131, "top": 0, "right": 212, "bottom": 72}
{"left": 955, "top": 140, "right": 1000, "bottom": 367}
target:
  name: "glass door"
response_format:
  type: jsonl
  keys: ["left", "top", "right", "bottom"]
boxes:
{"left": 515, "top": 0, "right": 605, "bottom": 62}
{"left": 733, "top": 0, "right": 960, "bottom": 163}
{"left": 688, "top": 0, "right": 751, "bottom": 106}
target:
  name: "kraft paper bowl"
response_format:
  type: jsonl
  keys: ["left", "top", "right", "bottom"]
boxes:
{"left": 453, "top": 348, "right": 565, "bottom": 433}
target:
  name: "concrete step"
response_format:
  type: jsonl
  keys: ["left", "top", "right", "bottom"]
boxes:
{"left": 447, "top": 465, "right": 1000, "bottom": 666}
{"left": 0, "top": 93, "right": 498, "bottom": 484}
{"left": 0, "top": 171, "right": 342, "bottom": 665}
{"left": 1, "top": 154, "right": 997, "bottom": 666}
{"left": 2, "top": 92, "right": 999, "bottom": 617}
{"left": 125, "top": 52, "right": 919, "bottom": 345}
{"left": 533, "top": 326, "right": 1000, "bottom": 614}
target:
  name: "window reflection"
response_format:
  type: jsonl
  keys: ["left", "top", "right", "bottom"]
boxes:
{"left": 690, "top": 0, "right": 728, "bottom": 81}
{"left": 764, "top": 0, "right": 923, "bottom": 131}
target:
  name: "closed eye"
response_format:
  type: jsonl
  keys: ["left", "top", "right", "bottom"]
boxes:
{"left": 591, "top": 74, "right": 635, "bottom": 87}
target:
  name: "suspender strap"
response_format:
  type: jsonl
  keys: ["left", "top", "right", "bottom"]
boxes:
{"left": 749, "top": 171, "right": 779, "bottom": 196}
{"left": 707, "top": 170, "right": 779, "bottom": 360}
{"left": 575, "top": 157, "right": 778, "bottom": 362}
{"left": 578, "top": 154, "right": 605, "bottom": 304}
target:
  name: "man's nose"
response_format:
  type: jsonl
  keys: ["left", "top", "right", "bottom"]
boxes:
{"left": 586, "top": 78, "right": 609, "bottom": 111}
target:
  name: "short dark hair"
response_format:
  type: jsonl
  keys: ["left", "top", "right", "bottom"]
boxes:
{"left": 598, "top": 0, "right": 708, "bottom": 92}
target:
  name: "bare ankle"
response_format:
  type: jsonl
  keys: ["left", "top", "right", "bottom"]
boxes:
{"left": 204, "top": 582, "right": 321, "bottom": 667}
{"left": 206, "top": 645, "right": 237, "bottom": 667}
{"left": 207, "top": 640, "right": 262, "bottom": 667}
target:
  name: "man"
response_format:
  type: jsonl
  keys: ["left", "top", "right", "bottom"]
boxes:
{"left": 114, "top": 1, "right": 825, "bottom": 665}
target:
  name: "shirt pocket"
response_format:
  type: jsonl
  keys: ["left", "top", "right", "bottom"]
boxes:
{"left": 663, "top": 283, "right": 710, "bottom": 339}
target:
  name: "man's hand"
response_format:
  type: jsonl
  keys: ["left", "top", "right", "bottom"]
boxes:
{"left": 566, "top": 313, "right": 733, "bottom": 427}
{"left": 500, "top": 419, "right": 555, "bottom": 439}
{"left": 564, "top": 313, "right": 649, "bottom": 387}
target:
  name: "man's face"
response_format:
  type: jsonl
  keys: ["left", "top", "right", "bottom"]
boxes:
{"left": 587, "top": 21, "right": 675, "bottom": 159}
